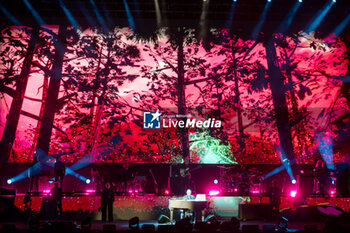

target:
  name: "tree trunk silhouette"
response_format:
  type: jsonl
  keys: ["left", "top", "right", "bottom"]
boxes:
{"left": 84, "top": 47, "right": 103, "bottom": 157}
{"left": 35, "top": 25, "right": 66, "bottom": 158}
{"left": 0, "top": 27, "right": 38, "bottom": 163}
{"left": 29, "top": 75, "right": 49, "bottom": 161}
{"left": 233, "top": 54, "right": 246, "bottom": 153}
{"left": 265, "top": 39, "right": 295, "bottom": 161}
{"left": 177, "top": 27, "right": 190, "bottom": 163}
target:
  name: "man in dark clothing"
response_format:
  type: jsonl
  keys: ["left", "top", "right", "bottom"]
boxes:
{"left": 101, "top": 183, "right": 114, "bottom": 222}
{"left": 268, "top": 180, "right": 281, "bottom": 219}
{"left": 54, "top": 156, "right": 65, "bottom": 191}
{"left": 50, "top": 183, "right": 63, "bottom": 215}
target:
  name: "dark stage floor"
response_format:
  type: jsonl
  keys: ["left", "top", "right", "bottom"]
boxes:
{"left": 0, "top": 220, "right": 330, "bottom": 232}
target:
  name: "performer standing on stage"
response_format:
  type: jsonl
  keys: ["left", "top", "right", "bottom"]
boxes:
{"left": 313, "top": 159, "right": 328, "bottom": 195}
{"left": 50, "top": 182, "right": 63, "bottom": 215}
{"left": 268, "top": 180, "right": 281, "bottom": 219}
{"left": 54, "top": 156, "right": 66, "bottom": 191}
{"left": 101, "top": 182, "right": 114, "bottom": 222}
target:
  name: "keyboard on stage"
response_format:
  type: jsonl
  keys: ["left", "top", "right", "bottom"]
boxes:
{"left": 168, "top": 199, "right": 208, "bottom": 222}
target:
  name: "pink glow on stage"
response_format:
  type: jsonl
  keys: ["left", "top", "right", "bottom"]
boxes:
{"left": 164, "top": 190, "right": 170, "bottom": 195}
{"left": 234, "top": 188, "right": 238, "bottom": 192}
{"left": 128, "top": 190, "right": 133, "bottom": 193}
{"left": 209, "top": 190, "right": 220, "bottom": 196}
{"left": 290, "top": 190, "right": 297, "bottom": 198}
{"left": 329, "top": 189, "right": 337, "bottom": 197}
{"left": 86, "top": 189, "right": 96, "bottom": 193}
{"left": 43, "top": 190, "right": 50, "bottom": 193}
{"left": 251, "top": 190, "right": 260, "bottom": 194}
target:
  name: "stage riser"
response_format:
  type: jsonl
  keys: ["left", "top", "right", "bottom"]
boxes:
{"left": 11, "top": 196, "right": 350, "bottom": 221}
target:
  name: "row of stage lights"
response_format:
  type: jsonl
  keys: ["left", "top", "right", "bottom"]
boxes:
{"left": 7, "top": 178, "right": 91, "bottom": 185}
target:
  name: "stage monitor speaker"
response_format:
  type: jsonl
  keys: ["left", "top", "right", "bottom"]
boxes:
{"left": 238, "top": 204, "right": 269, "bottom": 220}
{"left": 263, "top": 224, "right": 275, "bottom": 233}
{"left": 220, "top": 221, "right": 236, "bottom": 232}
{"left": 242, "top": 225, "right": 259, "bottom": 233}
{"left": 158, "top": 225, "right": 175, "bottom": 233}
{"left": 304, "top": 225, "right": 317, "bottom": 230}
{"left": 141, "top": 224, "right": 155, "bottom": 232}
{"left": 102, "top": 224, "right": 116, "bottom": 232}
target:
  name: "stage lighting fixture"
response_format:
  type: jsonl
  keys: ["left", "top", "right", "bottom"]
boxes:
{"left": 329, "top": 189, "right": 336, "bottom": 197}
{"left": 7, "top": 179, "right": 12, "bottom": 184}
{"left": 292, "top": 179, "right": 297, "bottom": 184}
{"left": 278, "top": 217, "right": 289, "bottom": 232}
{"left": 164, "top": 189, "right": 170, "bottom": 195}
{"left": 86, "top": 179, "right": 91, "bottom": 184}
{"left": 298, "top": 0, "right": 302, "bottom": 2}
{"left": 233, "top": 0, "right": 237, "bottom": 2}
{"left": 332, "top": 0, "right": 336, "bottom": 2}
{"left": 214, "top": 179, "right": 218, "bottom": 184}
{"left": 290, "top": 190, "right": 297, "bottom": 198}
{"left": 209, "top": 190, "right": 220, "bottom": 196}
{"left": 129, "top": 216, "right": 140, "bottom": 230}
{"left": 267, "top": 0, "right": 271, "bottom": 2}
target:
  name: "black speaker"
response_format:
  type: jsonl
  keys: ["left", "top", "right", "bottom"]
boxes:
{"left": 242, "top": 225, "right": 259, "bottom": 233}
{"left": 239, "top": 204, "right": 269, "bottom": 220}
{"left": 141, "top": 224, "right": 155, "bottom": 232}
{"left": 158, "top": 225, "right": 175, "bottom": 233}
{"left": 103, "top": 224, "right": 116, "bottom": 232}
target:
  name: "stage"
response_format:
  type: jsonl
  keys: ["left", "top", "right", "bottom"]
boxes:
{"left": 5, "top": 194, "right": 350, "bottom": 221}
{"left": 0, "top": 220, "right": 333, "bottom": 232}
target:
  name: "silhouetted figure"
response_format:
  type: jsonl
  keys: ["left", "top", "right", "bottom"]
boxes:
{"left": 24, "top": 192, "right": 32, "bottom": 214}
{"left": 101, "top": 183, "right": 114, "bottom": 222}
{"left": 313, "top": 159, "right": 328, "bottom": 195}
{"left": 50, "top": 182, "right": 62, "bottom": 215}
{"left": 54, "top": 156, "right": 65, "bottom": 190}
{"left": 268, "top": 180, "right": 281, "bottom": 219}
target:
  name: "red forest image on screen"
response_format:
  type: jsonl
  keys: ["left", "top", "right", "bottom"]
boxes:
{"left": 0, "top": 26, "right": 349, "bottom": 164}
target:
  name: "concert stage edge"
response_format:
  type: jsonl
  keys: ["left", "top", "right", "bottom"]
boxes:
{"left": 11, "top": 195, "right": 350, "bottom": 221}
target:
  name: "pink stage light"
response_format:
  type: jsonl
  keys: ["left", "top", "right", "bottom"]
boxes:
{"left": 290, "top": 190, "right": 297, "bottom": 198}
{"left": 43, "top": 190, "right": 50, "bottom": 193}
{"left": 251, "top": 190, "right": 260, "bottom": 194}
{"left": 209, "top": 190, "right": 220, "bottom": 196}
{"left": 128, "top": 190, "right": 133, "bottom": 193}
{"left": 329, "top": 189, "right": 336, "bottom": 197}
{"left": 164, "top": 190, "right": 170, "bottom": 195}
{"left": 134, "top": 190, "right": 139, "bottom": 193}
{"left": 234, "top": 188, "right": 238, "bottom": 192}
{"left": 86, "top": 189, "right": 96, "bottom": 193}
